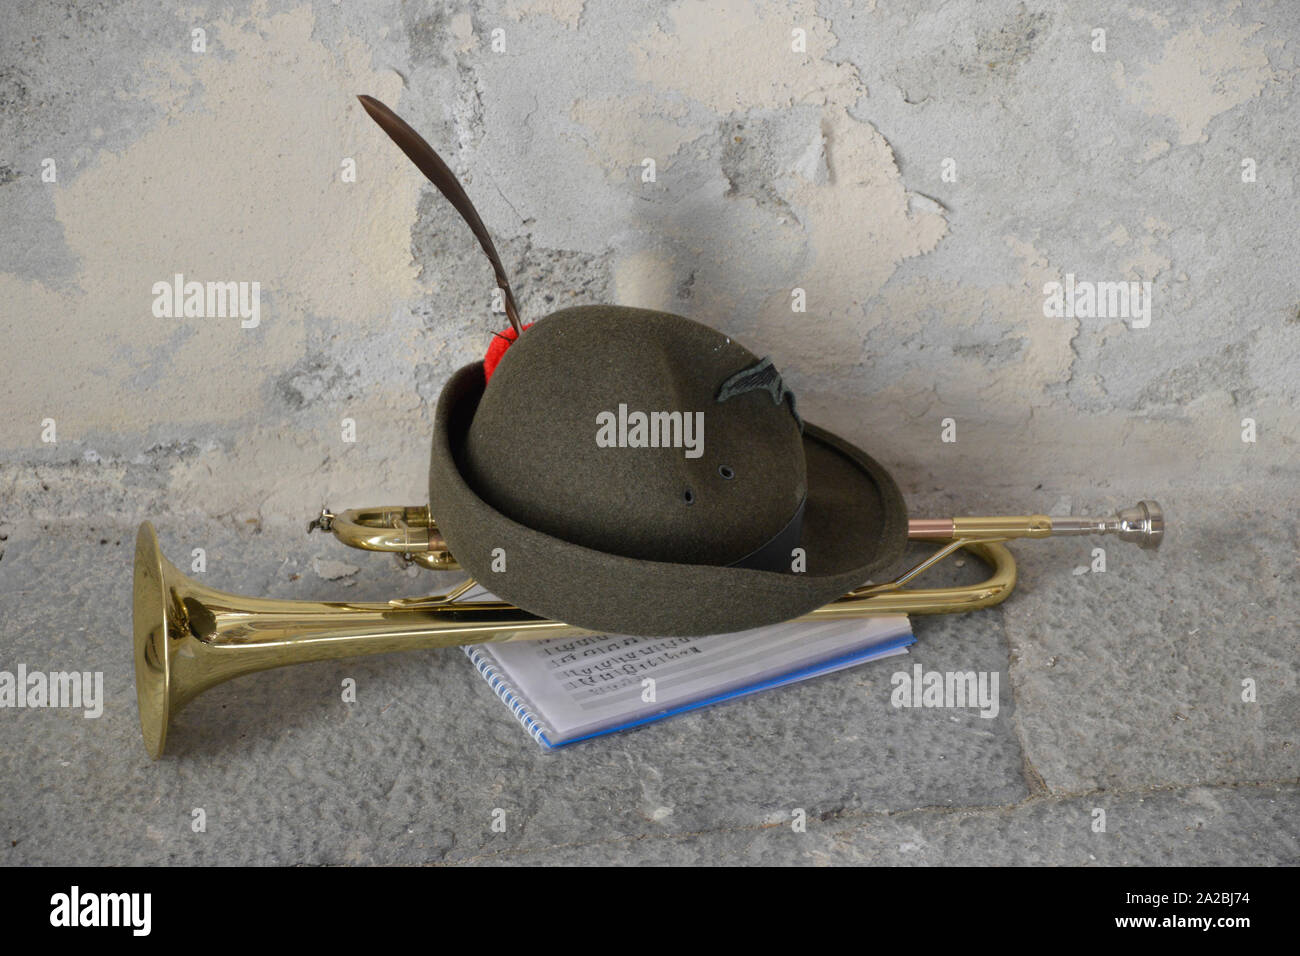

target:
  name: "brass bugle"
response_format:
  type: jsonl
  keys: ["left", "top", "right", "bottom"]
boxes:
{"left": 133, "top": 500, "right": 1163, "bottom": 757}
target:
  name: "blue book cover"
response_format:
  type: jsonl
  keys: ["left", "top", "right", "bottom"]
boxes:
{"left": 463, "top": 614, "right": 914, "bottom": 748}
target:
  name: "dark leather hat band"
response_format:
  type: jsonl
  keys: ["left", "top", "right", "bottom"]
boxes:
{"left": 728, "top": 496, "right": 806, "bottom": 572}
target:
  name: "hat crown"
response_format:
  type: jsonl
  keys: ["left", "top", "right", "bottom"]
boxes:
{"left": 462, "top": 306, "right": 807, "bottom": 567}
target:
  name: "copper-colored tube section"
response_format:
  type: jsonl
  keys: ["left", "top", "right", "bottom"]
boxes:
{"left": 907, "top": 518, "right": 955, "bottom": 540}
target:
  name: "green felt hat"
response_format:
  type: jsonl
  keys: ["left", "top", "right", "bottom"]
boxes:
{"left": 359, "top": 95, "right": 908, "bottom": 635}
{"left": 428, "top": 305, "right": 907, "bottom": 636}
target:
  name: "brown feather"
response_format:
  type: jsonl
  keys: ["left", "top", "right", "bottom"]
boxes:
{"left": 357, "top": 94, "right": 522, "bottom": 334}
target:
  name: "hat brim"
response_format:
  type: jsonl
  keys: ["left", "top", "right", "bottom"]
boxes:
{"left": 429, "top": 362, "right": 908, "bottom": 636}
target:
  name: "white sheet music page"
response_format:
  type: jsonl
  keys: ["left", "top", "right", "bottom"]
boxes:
{"left": 461, "top": 585, "right": 912, "bottom": 744}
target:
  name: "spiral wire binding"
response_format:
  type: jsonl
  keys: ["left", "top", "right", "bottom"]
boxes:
{"left": 462, "top": 646, "right": 550, "bottom": 746}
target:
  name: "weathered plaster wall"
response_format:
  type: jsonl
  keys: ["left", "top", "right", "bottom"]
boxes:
{"left": 1, "top": 0, "right": 1297, "bottom": 869}
{"left": 1, "top": 0, "right": 1296, "bottom": 529}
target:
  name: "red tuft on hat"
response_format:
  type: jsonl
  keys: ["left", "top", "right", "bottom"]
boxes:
{"left": 483, "top": 323, "right": 533, "bottom": 383}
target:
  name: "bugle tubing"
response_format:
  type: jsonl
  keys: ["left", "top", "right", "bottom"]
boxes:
{"left": 134, "top": 500, "right": 1162, "bottom": 757}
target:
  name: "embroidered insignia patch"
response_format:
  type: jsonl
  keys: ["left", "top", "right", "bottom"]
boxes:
{"left": 715, "top": 356, "right": 802, "bottom": 429}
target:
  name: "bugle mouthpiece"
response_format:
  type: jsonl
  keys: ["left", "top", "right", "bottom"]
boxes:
{"left": 1052, "top": 499, "right": 1164, "bottom": 550}
{"left": 1114, "top": 499, "right": 1165, "bottom": 549}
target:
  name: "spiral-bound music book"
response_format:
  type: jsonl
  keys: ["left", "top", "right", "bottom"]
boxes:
{"left": 461, "top": 592, "right": 913, "bottom": 747}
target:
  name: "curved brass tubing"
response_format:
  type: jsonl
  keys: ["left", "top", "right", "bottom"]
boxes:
{"left": 308, "top": 505, "right": 459, "bottom": 570}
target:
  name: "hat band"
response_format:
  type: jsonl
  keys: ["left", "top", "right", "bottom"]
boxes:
{"left": 728, "top": 496, "right": 806, "bottom": 573}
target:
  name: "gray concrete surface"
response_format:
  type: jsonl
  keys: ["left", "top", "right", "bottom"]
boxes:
{"left": 1, "top": 0, "right": 1297, "bottom": 865}
{"left": 2, "top": 487, "right": 1295, "bottom": 865}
